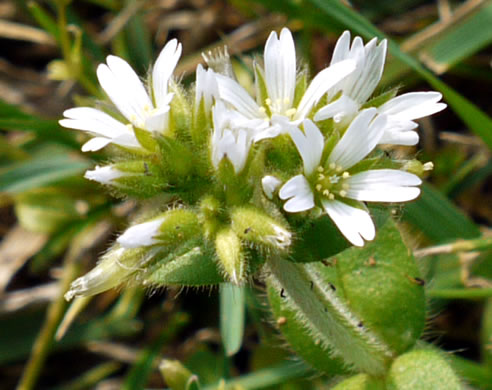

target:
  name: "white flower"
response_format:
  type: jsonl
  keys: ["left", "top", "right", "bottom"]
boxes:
{"left": 213, "top": 28, "right": 356, "bottom": 141}
{"left": 314, "top": 31, "right": 446, "bottom": 145}
{"left": 84, "top": 165, "right": 124, "bottom": 184}
{"left": 211, "top": 101, "right": 255, "bottom": 174}
{"left": 117, "top": 218, "right": 165, "bottom": 248}
{"left": 60, "top": 39, "right": 182, "bottom": 151}
{"left": 279, "top": 110, "right": 422, "bottom": 247}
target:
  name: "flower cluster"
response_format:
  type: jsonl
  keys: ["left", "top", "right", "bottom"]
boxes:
{"left": 61, "top": 28, "right": 445, "bottom": 297}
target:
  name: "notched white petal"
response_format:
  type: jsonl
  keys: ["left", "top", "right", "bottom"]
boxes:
{"left": 322, "top": 199, "right": 375, "bottom": 247}
{"left": 279, "top": 175, "right": 315, "bottom": 212}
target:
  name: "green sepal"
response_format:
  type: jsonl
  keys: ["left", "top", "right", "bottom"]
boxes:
{"left": 215, "top": 227, "right": 246, "bottom": 284}
{"left": 157, "top": 135, "right": 195, "bottom": 179}
{"left": 133, "top": 126, "right": 159, "bottom": 153}
{"left": 144, "top": 240, "right": 224, "bottom": 287}
{"left": 293, "top": 69, "right": 308, "bottom": 109}
{"left": 153, "top": 208, "right": 201, "bottom": 248}
{"left": 230, "top": 206, "right": 291, "bottom": 252}
{"left": 111, "top": 159, "right": 168, "bottom": 198}
{"left": 169, "top": 81, "right": 192, "bottom": 139}
{"left": 361, "top": 88, "right": 399, "bottom": 109}
{"left": 386, "top": 348, "right": 463, "bottom": 390}
{"left": 191, "top": 97, "right": 211, "bottom": 150}
{"left": 254, "top": 62, "right": 269, "bottom": 112}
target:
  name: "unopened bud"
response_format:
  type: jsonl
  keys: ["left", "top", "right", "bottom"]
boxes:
{"left": 231, "top": 207, "right": 291, "bottom": 251}
{"left": 118, "top": 209, "right": 200, "bottom": 249}
{"left": 159, "top": 359, "right": 198, "bottom": 390}
{"left": 65, "top": 245, "right": 159, "bottom": 300}
{"left": 215, "top": 228, "right": 245, "bottom": 285}
{"left": 85, "top": 160, "right": 168, "bottom": 198}
{"left": 403, "top": 160, "right": 433, "bottom": 178}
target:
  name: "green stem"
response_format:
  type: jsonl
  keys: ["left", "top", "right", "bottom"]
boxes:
{"left": 16, "top": 256, "right": 80, "bottom": 390}
{"left": 267, "top": 256, "right": 394, "bottom": 376}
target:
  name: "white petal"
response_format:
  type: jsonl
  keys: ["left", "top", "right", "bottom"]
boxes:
{"left": 379, "top": 128, "right": 419, "bottom": 146}
{"left": 331, "top": 31, "right": 351, "bottom": 65}
{"left": 262, "top": 175, "right": 282, "bottom": 199}
{"left": 321, "top": 199, "right": 375, "bottom": 247}
{"left": 264, "top": 28, "right": 296, "bottom": 114}
{"left": 144, "top": 109, "right": 169, "bottom": 133}
{"left": 60, "top": 107, "right": 129, "bottom": 138}
{"left": 97, "top": 56, "right": 152, "bottom": 126}
{"left": 195, "top": 64, "right": 218, "bottom": 111}
{"left": 288, "top": 120, "right": 324, "bottom": 176}
{"left": 117, "top": 218, "right": 164, "bottom": 248}
{"left": 328, "top": 108, "right": 386, "bottom": 170}
{"left": 279, "top": 175, "right": 315, "bottom": 212}
{"left": 295, "top": 59, "right": 356, "bottom": 121}
{"left": 215, "top": 74, "right": 262, "bottom": 119}
{"left": 84, "top": 165, "right": 124, "bottom": 184}
{"left": 81, "top": 137, "right": 112, "bottom": 152}
{"left": 349, "top": 39, "right": 387, "bottom": 104}
{"left": 379, "top": 92, "right": 446, "bottom": 121}
{"left": 346, "top": 170, "right": 421, "bottom": 202}
{"left": 152, "top": 39, "right": 182, "bottom": 108}
{"left": 314, "top": 94, "right": 359, "bottom": 122}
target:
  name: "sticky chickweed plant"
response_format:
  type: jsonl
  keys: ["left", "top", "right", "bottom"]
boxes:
{"left": 59, "top": 27, "right": 464, "bottom": 388}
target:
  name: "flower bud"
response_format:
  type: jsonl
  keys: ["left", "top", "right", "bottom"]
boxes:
{"left": 403, "top": 159, "right": 434, "bottom": 178}
{"left": 85, "top": 160, "right": 168, "bottom": 198}
{"left": 118, "top": 208, "right": 200, "bottom": 249}
{"left": 65, "top": 245, "right": 158, "bottom": 300}
{"left": 230, "top": 206, "right": 291, "bottom": 251}
{"left": 215, "top": 227, "right": 245, "bottom": 285}
{"left": 387, "top": 349, "right": 462, "bottom": 390}
{"left": 159, "top": 359, "right": 198, "bottom": 390}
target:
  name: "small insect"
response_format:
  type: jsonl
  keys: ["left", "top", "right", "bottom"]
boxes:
{"left": 329, "top": 283, "right": 336, "bottom": 291}
{"left": 280, "top": 288, "right": 286, "bottom": 298}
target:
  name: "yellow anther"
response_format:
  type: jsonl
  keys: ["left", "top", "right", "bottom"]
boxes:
{"left": 328, "top": 193, "right": 335, "bottom": 200}
{"left": 342, "top": 183, "right": 349, "bottom": 190}
{"left": 342, "top": 171, "right": 350, "bottom": 178}
{"left": 323, "top": 189, "right": 330, "bottom": 197}
{"left": 265, "top": 98, "right": 272, "bottom": 106}
{"left": 259, "top": 107, "right": 266, "bottom": 113}
{"left": 126, "top": 124, "right": 134, "bottom": 131}
{"left": 336, "top": 165, "right": 343, "bottom": 173}
{"left": 316, "top": 184, "right": 323, "bottom": 192}
{"left": 339, "top": 190, "right": 347, "bottom": 197}
{"left": 285, "top": 108, "right": 297, "bottom": 117}
{"left": 318, "top": 173, "right": 325, "bottom": 180}
{"left": 284, "top": 97, "right": 290, "bottom": 104}
{"left": 329, "top": 163, "right": 336, "bottom": 170}
{"left": 317, "top": 166, "right": 324, "bottom": 172}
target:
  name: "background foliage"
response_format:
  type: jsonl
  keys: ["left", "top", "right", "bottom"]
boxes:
{"left": 0, "top": 0, "right": 491, "bottom": 389}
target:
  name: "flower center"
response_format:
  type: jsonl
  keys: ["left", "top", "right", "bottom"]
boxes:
{"left": 263, "top": 97, "right": 296, "bottom": 119}
{"left": 314, "top": 164, "right": 350, "bottom": 200}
